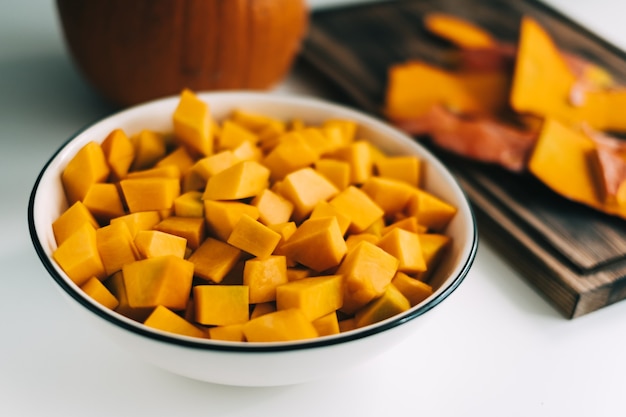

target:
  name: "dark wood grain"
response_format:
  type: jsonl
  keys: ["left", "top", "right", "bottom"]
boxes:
{"left": 301, "top": 0, "right": 626, "bottom": 318}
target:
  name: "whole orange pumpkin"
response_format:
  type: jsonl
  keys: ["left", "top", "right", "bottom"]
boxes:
{"left": 56, "top": 0, "right": 309, "bottom": 107}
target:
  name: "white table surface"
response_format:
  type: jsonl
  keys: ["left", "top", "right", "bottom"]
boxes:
{"left": 2, "top": 1, "right": 626, "bottom": 416}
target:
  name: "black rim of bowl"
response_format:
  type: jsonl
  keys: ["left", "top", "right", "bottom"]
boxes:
{"left": 27, "top": 97, "right": 479, "bottom": 353}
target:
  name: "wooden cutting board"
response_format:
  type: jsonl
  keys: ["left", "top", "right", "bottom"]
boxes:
{"left": 300, "top": 0, "right": 626, "bottom": 318}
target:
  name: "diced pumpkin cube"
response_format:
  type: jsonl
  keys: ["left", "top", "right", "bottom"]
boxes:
{"left": 109, "top": 211, "right": 161, "bottom": 238}
{"left": 262, "top": 131, "right": 319, "bottom": 180}
{"left": 345, "top": 233, "right": 380, "bottom": 252}
{"left": 381, "top": 216, "right": 427, "bottom": 235}
{"left": 276, "top": 274, "right": 343, "bottom": 320}
{"left": 119, "top": 177, "right": 180, "bottom": 212}
{"left": 134, "top": 230, "right": 187, "bottom": 259}
{"left": 96, "top": 220, "right": 139, "bottom": 276}
{"left": 268, "top": 221, "right": 297, "bottom": 258}
{"left": 153, "top": 216, "right": 205, "bottom": 250}
{"left": 375, "top": 155, "right": 421, "bottom": 187}
{"left": 100, "top": 129, "right": 135, "bottom": 181}
{"left": 280, "top": 167, "right": 339, "bottom": 221}
{"left": 104, "top": 271, "right": 152, "bottom": 321}
{"left": 194, "top": 285, "right": 249, "bottom": 326}
{"left": 203, "top": 160, "right": 270, "bottom": 200}
{"left": 125, "top": 165, "right": 181, "bottom": 180}
{"left": 419, "top": 233, "right": 451, "bottom": 269}
{"left": 144, "top": 305, "right": 205, "bottom": 338}
{"left": 314, "top": 158, "right": 351, "bottom": 190}
{"left": 53, "top": 222, "right": 106, "bottom": 286}
{"left": 392, "top": 272, "right": 433, "bottom": 306}
{"left": 155, "top": 146, "right": 195, "bottom": 175}
{"left": 80, "top": 276, "right": 119, "bottom": 310}
{"left": 329, "top": 186, "right": 385, "bottom": 233}
{"left": 354, "top": 284, "right": 410, "bottom": 328}
{"left": 405, "top": 189, "right": 457, "bottom": 231}
{"left": 174, "top": 191, "right": 204, "bottom": 218}
{"left": 299, "top": 127, "right": 337, "bottom": 156}
{"left": 250, "top": 302, "right": 277, "bottom": 319}
{"left": 251, "top": 188, "right": 294, "bottom": 226}
{"left": 82, "top": 182, "right": 126, "bottom": 223}
{"left": 173, "top": 89, "right": 213, "bottom": 156}
{"left": 231, "top": 140, "right": 263, "bottom": 163}
{"left": 61, "top": 141, "right": 110, "bottom": 204}
{"left": 243, "top": 309, "right": 318, "bottom": 342}
{"left": 218, "top": 119, "right": 259, "bottom": 150}
{"left": 227, "top": 214, "right": 281, "bottom": 259}
{"left": 309, "top": 201, "right": 351, "bottom": 236}
{"left": 182, "top": 151, "right": 236, "bottom": 192}
{"left": 243, "top": 255, "right": 288, "bottom": 303}
{"left": 208, "top": 324, "right": 246, "bottom": 342}
{"left": 337, "top": 240, "right": 399, "bottom": 315}
{"left": 188, "top": 237, "right": 241, "bottom": 283}
{"left": 123, "top": 255, "right": 194, "bottom": 310}
{"left": 230, "top": 108, "right": 281, "bottom": 132}
{"left": 130, "top": 129, "right": 167, "bottom": 171}
{"left": 332, "top": 141, "right": 373, "bottom": 184}
{"left": 204, "top": 200, "right": 260, "bottom": 241}
{"left": 361, "top": 176, "right": 415, "bottom": 217}
{"left": 257, "top": 121, "right": 287, "bottom": 151}
{"left": 280, "top": 216, "right": 347, "bottom": 272}
{"left": 377, "top": 228, "right": 426, "bottom": 274}
{"left": 52, "top": 201, "right": 99, "bottom": 246}
{"left": 323, "top": 119, "right": 357, "bottom": 144}
{"left": 312, "top": 312, "right": 340, "bottom": 337}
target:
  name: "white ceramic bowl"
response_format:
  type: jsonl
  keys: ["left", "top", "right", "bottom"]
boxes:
{"left": 28, "top": 92, "right": 478, "bottom": 387}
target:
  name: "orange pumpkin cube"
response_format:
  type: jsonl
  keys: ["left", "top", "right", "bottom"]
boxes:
{"left": 280, "top": 216, "right": 347, "bottom": 272}
{"left": 332, "top": 141, "right": 373, "bottom": 184}
{"left": 377, "top": 228, "right": 427, "bottom": 274}
{"left": 188, "top": 237, "right": 242, "bottom": 283}
{"left": 96, "top": 220, "right": 139, "bottom": 276}
{"left": 204, "top": 200, "right": 260, "bottom": 241}
{"left": 276, "top": 274, "right": 343, "bottom": 320}
{"left": 173, "top": 89, "right": 213, "bottom": 156}
{"left": 405, "top": 189, "right": 457, "bottom": 232}
{"left": 203, "top": 160, "right": 270, "bottom": 200}
{"left": 262, "top": 131, "right": 319, "bottom": 180}
{"left": 109, "top": 211, "right": 161, "bottom": 238}
{"left": 280, "top": 167, "right": 339, "bottom": 221}
{"left": 354, "top": 284, "right": 410, "bottom": 328}
{"left": 155, "top": 146, "right": 195, "bottom": 175}
{"left": 153, "top": 216, "right": 205, "bottom": 250}
{"left": 52, "top": 201, "right": 99, "bottom": 246}
{"left": 251, "top": 188, "right": 294, "bottom": 226}
{"left": 392, "top": 272, "right": 433, "bottom": 306}
{"left": 119, "top": 177, "right": 180, "bottom": 212}
{"left": 218, "top": 119, "right": 259, "bottom": 150}
{"left": 361, "top": 176, "right": 415, "bottom": 217}
{"left": 61, "top": 141, "right": 110, "bottom": 205}
{"left": 312, "top": 312, "right": 340, "bottom": 337}
{"left": 134, "top": 230, "right": 187, "bottom": 259}
{"left": 82, "top": 182, "right": 126, "bottom": 223}
{"left": 173, "top": 190, "right": 204, "bottom": 218}
{"left": 337, "top": 240, "right": 399, "bottom": 315}
{"left": 123, "top": 255, "right": 194, "bottom": 310}
{"left": 194, "top": 285, "right": 249, "bottom": 326}
{"left": 129, "top": 129, "right": 167, "bottom": 171}
{"left": 227, "top": 214, "right": 281, "bottom": 259}
{"left": 329, "top": 186, "right": 384, "bottom": 233}
{"left": 144, "top": 305, "right": 205, "bottom": 338}
{"left": 244, "top": 255, "right": 288, "bottom": 303}
{"left": 207, "top": 324, "right": 246, "bottom": 342}
{"left": 375, "top": 155, "right": 421, "bottom": 187}
{"left": 100, "top": 128, "right": 135, "bottom": 181}
{"left": 243, "top": 309, "right": 318, "bottom": 342}
{"left": 53, "top": 222, "right": 106, "bottom": 286}
{"left": 314, "top": 158, "right": 351, "bottom": 190}
{"left": 80, "top": 276, "right": 119, "bottom": 310}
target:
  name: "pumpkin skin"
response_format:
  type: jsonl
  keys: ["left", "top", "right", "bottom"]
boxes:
{"left": 56, "top": 0, "right": 309, "bottom": 107}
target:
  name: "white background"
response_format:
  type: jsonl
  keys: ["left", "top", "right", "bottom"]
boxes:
{"left": 2, "top": 1, "right": 626, "bottom": 416}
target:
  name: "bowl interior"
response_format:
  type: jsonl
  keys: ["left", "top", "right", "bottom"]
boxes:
{"left": 29, "top": 91, "right": 477, "bottom": 351}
